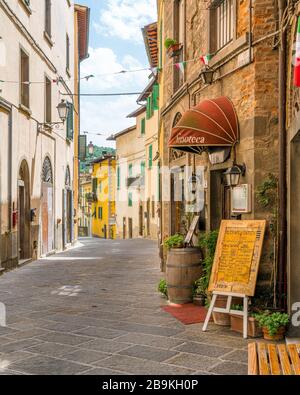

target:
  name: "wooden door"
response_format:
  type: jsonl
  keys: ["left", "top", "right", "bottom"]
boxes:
{"left": 42, "top": 183, "right": 53, "bottom": 255}
{"left": 123, "top": 217, "right": 126, "bottom": 239}
{"left": 139, "top": 204, "right": 143, "bottom": 236}
{"left": 128, "top": 218, "right": 133, "bottom": 239}
{"left": 19, "top": 185, "right": 25, "bottom": 259}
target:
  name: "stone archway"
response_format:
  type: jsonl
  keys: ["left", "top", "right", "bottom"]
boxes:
{"left": 18, "top": 160, "right": 31, "bottom": 260}
{"left": 41, "top": 156, "right": 54, "bottom": 255}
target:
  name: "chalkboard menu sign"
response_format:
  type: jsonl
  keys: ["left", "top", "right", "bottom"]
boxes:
{"left": 208, "top": 220, "right": 266, "bottom": 296}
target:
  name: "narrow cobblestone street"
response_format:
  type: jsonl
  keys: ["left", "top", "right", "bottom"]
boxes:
{"left": 0, "top": 238, "right": 248, "bottom": 375}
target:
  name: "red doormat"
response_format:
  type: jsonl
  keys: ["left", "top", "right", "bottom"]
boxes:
{"left": 162, "top": 303, "right": 209, "bottom": 325}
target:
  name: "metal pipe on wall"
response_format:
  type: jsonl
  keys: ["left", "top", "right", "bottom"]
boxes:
{"left": 278, "top": 0, "right": 287, "bottom": 311}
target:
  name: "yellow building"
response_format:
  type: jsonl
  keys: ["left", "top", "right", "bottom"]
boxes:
{"left": 91, "top": 156, "right": 116, "bottom": 239}
{"left": 78, "top": 176, "right": 92, "bottom": 236}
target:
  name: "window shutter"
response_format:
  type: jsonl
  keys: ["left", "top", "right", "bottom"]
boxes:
{"left": 66, "top": 102, "right": 74, "bottom": 140}
{"left": 128, "top": 163, "right": 133, "bottom": 177}
{"left": 92, "top": 178, "right": 98, "bottom": 194}
{"left": 146, "top": 97, "right": 151, "bottom": 120}
{"left": 153, "top": 84, "right": 159, "bottom": 110}
{"left": 141, "top": 118, "right": 146, "bottom": 135}
{"left": 141, "top": 161, "right": 145, "bottom": 176}
{"left": 128, "top": 192, "right": 133, "bottom": 207}
{"left": 148, "top": 145, "right": 153, "bottom": 169}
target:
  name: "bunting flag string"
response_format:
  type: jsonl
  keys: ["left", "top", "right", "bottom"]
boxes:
{"left": 0, "top": 53, "right": 213, "bottom": 85}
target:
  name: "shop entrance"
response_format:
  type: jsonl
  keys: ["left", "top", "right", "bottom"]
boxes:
{"left": 210, "top": 169, "right": 231, "bottom": 230}
{"left": 18, "top": 160, "right": 30, "bottom": 261}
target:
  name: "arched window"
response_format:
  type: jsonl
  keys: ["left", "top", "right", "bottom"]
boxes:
{"left": 65, "top": 166, "right": 71, "bottom": 188}
{"left": 172, "top": 112, "right": 182, "bottom": 127}
{"left": 42, "top": 156, "right": 53, "bottom": 184}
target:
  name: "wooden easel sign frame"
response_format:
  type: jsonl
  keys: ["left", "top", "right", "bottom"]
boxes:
{"left": 202, "top": 220, "right": 266, "bottom": 339}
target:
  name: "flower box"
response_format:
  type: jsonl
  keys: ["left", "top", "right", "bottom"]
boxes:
{"left": 230, "top": 314, "right": 262, "bottom": 338}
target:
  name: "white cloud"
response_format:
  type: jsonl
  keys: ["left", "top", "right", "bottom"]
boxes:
{"left": 94, "top": 0, "right": 157, "bottom": 43}
{"left": 80, "top": 47, "right": 151, "bottom": 93}
{"left": 80, "top": 95, "right": 140, "bottom": 148}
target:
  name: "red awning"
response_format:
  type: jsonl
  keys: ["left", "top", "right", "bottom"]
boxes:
{"left": 169, "top": 96, "right": 239, "bottom": 154}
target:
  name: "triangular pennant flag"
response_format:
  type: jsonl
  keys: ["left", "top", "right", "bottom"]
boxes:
{"left": 175, "top": 62, "right": 186, "bottom": 74}
{"left": 200, "top": 54, "right": 212, "bottom": 66}
{"left": 294, "top": 16, "right": 300, "bottom": 87}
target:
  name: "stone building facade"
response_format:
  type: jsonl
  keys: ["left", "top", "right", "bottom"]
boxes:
{"left": 157, "top": 0, "right": 280, "bottom": 297}
{"left": 0, "top": 0, "right": 89, "bottom": 269}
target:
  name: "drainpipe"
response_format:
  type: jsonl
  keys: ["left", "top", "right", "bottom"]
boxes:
{"left": 278, "top": 0, "right": 287, "bottom": 311}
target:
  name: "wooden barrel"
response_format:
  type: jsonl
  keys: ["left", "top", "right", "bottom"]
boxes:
{"left": 166, "top": 248, "right": 202, "bottom": 304}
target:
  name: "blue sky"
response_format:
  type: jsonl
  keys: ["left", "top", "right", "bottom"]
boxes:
{"left": 77, "top": 0, "right": 157, "bottom": 148}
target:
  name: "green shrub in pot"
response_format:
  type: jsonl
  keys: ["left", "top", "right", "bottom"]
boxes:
{"left": 164, "top": 234, "right": 184, "bottom": 250}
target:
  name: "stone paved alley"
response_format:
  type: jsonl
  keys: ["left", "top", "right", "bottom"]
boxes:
{"left": 0, "top": 238, "right": 249, "bottom": 375}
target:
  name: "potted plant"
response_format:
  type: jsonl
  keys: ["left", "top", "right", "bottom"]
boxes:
{"left": 253, "top": 311, "right": 290, "bottom": 340}
{"left": 164, "top": 38, "right": 183, "bottom": 58}
{"left": 158, "top": 279, "right": 168, "bottom": 299}
{"left": 164, "top": 234, "right": 185, "bottom": 250}
{"left": 230, "top": 305, "right": 262, "bottom": 338}
{"left": 193, "top": 277, "right": 207, "bottom": 306}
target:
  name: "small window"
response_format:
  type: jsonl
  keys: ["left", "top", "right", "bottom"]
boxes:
{"left": 20, "top": 49, "right": 29, "bottom": 108}
{"left": 45, "top": 76, "right": 51, "bottom": 123}
{"left": 66, "top": 34, "right": 70, "bottom": 72}
{"left": 45, "top": 0, "right": 51, "bottom": 37}
{"left": 98, "top": 207, "right": 103, "bottom": 220}
{"left": 210, "top": 0, "right": 234, "bottom": 53}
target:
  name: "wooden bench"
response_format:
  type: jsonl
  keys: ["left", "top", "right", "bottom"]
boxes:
{"left": 248, "top": 342, "right": 300, "bottom": 375}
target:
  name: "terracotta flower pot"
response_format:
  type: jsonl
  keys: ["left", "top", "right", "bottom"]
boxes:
{"left": 212, "top": 295, "right": 242, "bottom": 326}
{"left": 262, "top": 326, "right": 286, "bottom": 341}
{"left": 193, "top": 295, "right": 206, "bottom": 306}
{"left": 230, "top": 314, "right": 262, "bottom": 338}
{"left": 167, "top": 43, "right": 183, "bottom": 58}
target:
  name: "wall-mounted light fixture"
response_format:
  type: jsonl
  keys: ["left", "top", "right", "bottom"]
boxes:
{"left": 38, "top": 100, "right": 69, "bottom": 130}
{"left": 199, "top": 67, "right": 215, "bottom": 85}
{"left": 224, "top": 164, "right": 246, "bottom": 188}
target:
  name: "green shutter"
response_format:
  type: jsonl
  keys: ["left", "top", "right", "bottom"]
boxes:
{"left": 128, "top": 192, "right": 133, "bottom": 207}
{"left": 141, "top": 161, "right": 145, "bottom": 176}
{"left": 117, "top": 166, "right": 120, "bottom": 190}
{"left": 66, "top": 102, "right": 74, "bottom": 140}
{"left": 152, "top": 84, "right": 159, "bottom": 110}
{"left": 92, "top": 178, "right": 98, "bottom": 194}
{"left": 128, "top": 163, "right": 133, "bottom": 177}
{"left": 141, "top": 118, "right": 146, "bottom": 135}
{"left": 146, "top": 97, "right": 151, "bottom": 120}
{"left": 148, "top": 145, "right": 153, "bottom": 169}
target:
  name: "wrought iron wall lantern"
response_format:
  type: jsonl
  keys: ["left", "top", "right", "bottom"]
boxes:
{"left": 224, "top": 163, "right": 246, "bottom": 187}
{"left": 199, "top": 67, "right": 215, "bottom": 85}
{"left": 38, "top": 100, "right": 69, "bottom": 131}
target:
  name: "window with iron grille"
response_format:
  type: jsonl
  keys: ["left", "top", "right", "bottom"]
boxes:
{"left": 210, "top": 0, "right": 235, "bottom": 53}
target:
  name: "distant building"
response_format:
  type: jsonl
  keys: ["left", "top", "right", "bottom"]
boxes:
{"left": 109, "top": 124, "right": 146, "bottom": 239}
{"left": 91, "top": 156, "right": 116, "bottom": 239}
{"left": 78, "top": 175, "right": 92, "bottom": 237}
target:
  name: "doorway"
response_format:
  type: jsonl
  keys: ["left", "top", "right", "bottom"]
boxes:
{"left": 63, "top": 166, "right": 73, "bottom": 248}
{"left": 210, "top": 169, "right": 231, "bottom": 230}
{"left": 41, "top": 157, "right": 54, "bottom": 255}
{"left": 128, "top": 218, "right": 133, "bottom": 239}
{"left": 123, "top": 217, "right": 126, "bottom": 239}
{"left": 139, "top": 204, "right": 143, "bottom": 236}
{"left": 18, "top": 160, "right": 30, "bottom": 260}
